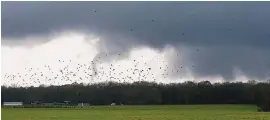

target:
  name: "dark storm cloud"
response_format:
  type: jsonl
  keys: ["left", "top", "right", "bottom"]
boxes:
{"left": 2, "top": 1, "right": 270, "bottom": 80}
{"left": 176, "top": 45, "right": 270, "bottom": 81}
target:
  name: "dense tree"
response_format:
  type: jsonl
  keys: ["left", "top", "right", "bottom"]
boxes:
{"left": 1, "top": 81, "right": 270, "bottom": 111}
{"left": 253, "top": 83, "right": 270, "bottom": 112}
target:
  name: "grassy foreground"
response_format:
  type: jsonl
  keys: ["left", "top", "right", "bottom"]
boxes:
{"left": 2, "top": 105, "right": 270, "bottom": 120}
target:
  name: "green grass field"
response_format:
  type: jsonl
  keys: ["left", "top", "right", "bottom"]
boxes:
{"left": 2, "top": 105, "right": 270, "bottom": 120}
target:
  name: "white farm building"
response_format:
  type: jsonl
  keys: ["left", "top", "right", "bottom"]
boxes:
{"left": 78, "top": 103, "right": 90, "bottom": 107}
{"left": 3, "top": 102, "right": 23, "bottom": 106}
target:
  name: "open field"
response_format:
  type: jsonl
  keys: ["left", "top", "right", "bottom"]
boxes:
{"left": 2, "top": 105, "right": 270, "bottom": 120}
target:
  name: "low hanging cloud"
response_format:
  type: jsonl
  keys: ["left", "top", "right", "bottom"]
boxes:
{"left": 2, "top": 31, "right": 198, "bottom": 87}
{"left": 2, "top": 1, "right": 270, "bottom": 86}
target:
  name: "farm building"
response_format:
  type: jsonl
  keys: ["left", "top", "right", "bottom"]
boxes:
{"left": 111, "top": 103, "right": 116, "bottom": 106}
{"left": 78, "top": 103, "right": 90, "bottom": 107}
{"left": 3, "top": 102, "right": 23, "bottom": 106}
{"left": 64, "top": 101, "right": 71, "bottom": 104}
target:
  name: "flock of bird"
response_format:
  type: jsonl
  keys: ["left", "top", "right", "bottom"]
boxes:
{"left": 3, "top": 8, "right": 234, "bottom": 87}
{"left": 3, "top": 49, "right": 200, "bottom": 87}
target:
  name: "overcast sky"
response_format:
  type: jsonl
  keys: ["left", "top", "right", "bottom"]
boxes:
{"left": 2, "top": 1, "right": 270, "bottom": 86}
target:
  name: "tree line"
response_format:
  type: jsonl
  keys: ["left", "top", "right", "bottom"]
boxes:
{"left": 1, "top": 81, "right": 270, "bottom": 111}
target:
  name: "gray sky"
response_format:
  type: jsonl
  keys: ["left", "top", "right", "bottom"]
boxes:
{"left": 2, "top": 1, "right": 270, "bottom": 86}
